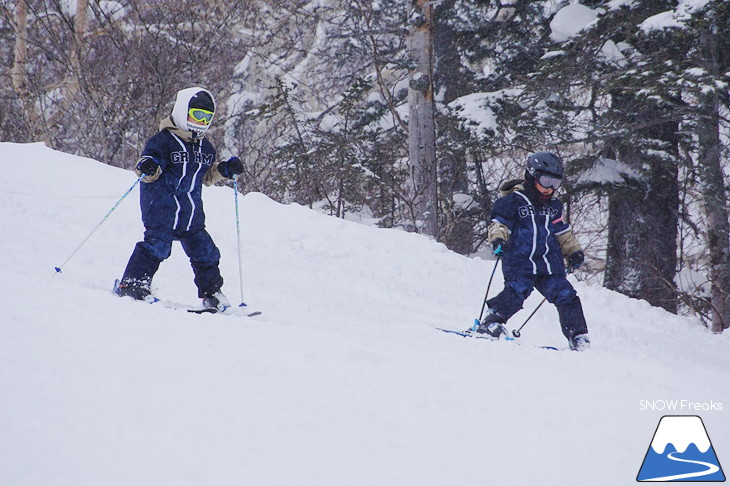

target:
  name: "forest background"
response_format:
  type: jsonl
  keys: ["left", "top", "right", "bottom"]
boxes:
{"left": 1, "top": 0, "right": 729, "bottom": 333}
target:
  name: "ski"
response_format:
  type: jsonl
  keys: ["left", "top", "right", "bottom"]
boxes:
{"left": 436, "top": 327, "right": 559, "bottom": 351}
{"left": 187, "top": 306, "right": 262, "bottom": 317}
{"left": 188, "top": 308, "right": 217, "bottom": 314}
{"left": 437, "top": 328, "right": 487, "bottom": 339}
{"left": 114, "top": 280, "right": 261, "bottom": 317}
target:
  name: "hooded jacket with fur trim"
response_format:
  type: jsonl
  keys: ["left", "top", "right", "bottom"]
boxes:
{"left": 134, "top": 115, "right": 227, "bottom": 233}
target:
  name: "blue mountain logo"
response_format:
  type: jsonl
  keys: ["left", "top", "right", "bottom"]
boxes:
{"left": 637, "top": 415, "right": 725, "bottom": 482}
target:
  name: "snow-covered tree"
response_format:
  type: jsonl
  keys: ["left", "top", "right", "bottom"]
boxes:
{"left": 676, "top": 1, "right": 730, "bottom": 331}
{"left": 433, "top": 0, "right": 557, "bottom": 253}
{"left": 2, "top": 0, "right": 250, "bottom": 164}
{"left": 521, "top": 0, "right": 729, "bottom": 327}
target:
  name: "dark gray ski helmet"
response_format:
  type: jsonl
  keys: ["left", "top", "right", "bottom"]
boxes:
{"left": 525, "top": 152, "right": 564, "bottom": 190}
{"left": 526, "top": 152, "right": 563, "bottom": 178}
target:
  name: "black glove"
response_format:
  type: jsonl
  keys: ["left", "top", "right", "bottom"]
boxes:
{"left": 218, "top": 156, "right": 244, "bottom": 179}
{"left": 136, "top": 156, "right": 159, "bottom": 176}
{"left": 492, "top": 238, "right": 507, "bottom": 256}
{"left": 568, "top": 250, "right": 584, "bottom": 270}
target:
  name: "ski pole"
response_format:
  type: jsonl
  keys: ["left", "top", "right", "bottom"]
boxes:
{"left": 511, "top": 268, "right": 576, "bottom": 338}
{"left": 53, "top": 174, "right": 144, "bottom": 276}
{"left": 233, "top": 176, "right": 247, "bottom": 307}
{"left": 511, "top": 297, "right": 547, "bottom": 338}
{"left": 472, "top": 255, "right": 501, "bottom": 331}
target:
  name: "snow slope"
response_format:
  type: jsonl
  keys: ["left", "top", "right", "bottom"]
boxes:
{"left": 1, "top": 142, "right": 728, "bottom": 486}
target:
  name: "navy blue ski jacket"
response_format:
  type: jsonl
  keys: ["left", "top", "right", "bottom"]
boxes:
{"left": 139, "top": 129, "right": 216, "bottom": 233}
{"left": 491, "top": 187, "right": 571, "bottom": 276}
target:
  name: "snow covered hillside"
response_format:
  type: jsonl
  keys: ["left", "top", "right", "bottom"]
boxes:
{"left": 1, "top": 142, "right": 728, "bottom": 486}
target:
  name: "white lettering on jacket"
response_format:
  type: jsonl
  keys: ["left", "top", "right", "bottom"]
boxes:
{"left": 170, "top": 151, "right": 214, "bottom": 166}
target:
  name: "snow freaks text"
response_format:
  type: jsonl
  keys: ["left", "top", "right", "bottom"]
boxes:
{"left": 639, "top": 400, "right": 724, "bottom": 412}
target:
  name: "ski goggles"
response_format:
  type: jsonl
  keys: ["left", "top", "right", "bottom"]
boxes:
{"left": 188, "top": 108, "right": 214, "bottom": 124}
{"left": 535, "top": 172, "right": 562, "bottom": 190}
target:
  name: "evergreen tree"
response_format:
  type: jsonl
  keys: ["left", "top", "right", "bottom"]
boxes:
{"left": 433, "top": 0, "right": 556, "bottom": 253}
{"left": 522, "top": 1, "right": 686, "bottom": 313}
{"left": 678, "top": 1, "right": 730, "bottom": 331}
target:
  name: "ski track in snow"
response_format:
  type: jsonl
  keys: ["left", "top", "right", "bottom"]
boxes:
{"left": 1, "top": 142, "right": 729, "bottom": 486}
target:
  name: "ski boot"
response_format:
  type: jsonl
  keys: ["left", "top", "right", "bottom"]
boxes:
{"left": 114, "top": 278, "right": 156, "bottom": 303}
{"left": 569, "top": 333, "right": 591, "bottom": 351}
{"left": 474, "top": 309, "right": 508, "bottom": 339}
{"left": 201, "top": 291, "right": 230, "bottom": 313}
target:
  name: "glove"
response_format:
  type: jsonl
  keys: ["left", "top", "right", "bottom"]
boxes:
{"left": 568, "top": 250, "right": 585, "bottom": 270}
{"left": 218, "top": 156, "right": 244, "bottom": 179}
{"left": 492, "top": 238, "right": 507, "bottom": 256}
{"left": 136, "top": 156, "right": 159, "bottom": 176}
{"left": 135, "top": 156, "right": 161, "bottom": 182}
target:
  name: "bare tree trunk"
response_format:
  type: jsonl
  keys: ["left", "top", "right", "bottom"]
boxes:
{"left": 11, "top": 0, "right": 28, "bottom": 95}
{"left": 697, "top": 20, "right": 730, "bottom": 333}
{"left": 67, "top": 0, "right": 88, "bottom": 96}
{"left": 407, "top": 0, "right": 438, "bottom": 236}
{"left": 10, "top": 0, "right": 45, "bottom": 142}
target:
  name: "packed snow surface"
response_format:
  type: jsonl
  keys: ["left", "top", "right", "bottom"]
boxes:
{"left": 1, "top": 142, "right": 728, "bottom": 486}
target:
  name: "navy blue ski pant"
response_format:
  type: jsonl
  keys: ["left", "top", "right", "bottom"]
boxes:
{"left": 121, "top": 226, "right": 223, "bottom": 298}
{"left": 487, "top": 272, "right": 588, "bottom": 340}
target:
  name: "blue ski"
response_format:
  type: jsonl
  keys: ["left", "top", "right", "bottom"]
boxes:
{"left": 436, "top": 327, "right": 559, "bottom": 350}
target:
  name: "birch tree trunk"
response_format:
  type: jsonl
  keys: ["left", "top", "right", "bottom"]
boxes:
{"left": 66, "top": 0, "right": 88, "bottom": 96}
{"left": 11, "top": 0, "right": 46, "bottom": 142}
{"left": 11, "top": 0, "right": 28, "bottom": 96}
{"left": 407, "top": 0, "right": 438, "bottom": 236}
{"left": 697, "top": 19, "right": 730, "bottom": 333}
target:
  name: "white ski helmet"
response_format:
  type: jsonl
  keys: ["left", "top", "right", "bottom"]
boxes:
{"left": 170, "top": 87, "right": 216, "bottom": 136}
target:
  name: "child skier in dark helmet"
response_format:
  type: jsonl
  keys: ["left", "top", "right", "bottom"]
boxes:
{"left": 474, "top": 151, "right": 590, "bottom": 351}
{"left": 115, "top": 87, "right": 244, "bottom": 312}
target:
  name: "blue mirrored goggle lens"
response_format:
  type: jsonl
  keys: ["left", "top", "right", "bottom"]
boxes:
{"left": 189, "top": 108, "right": 213, "bottom": 124}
